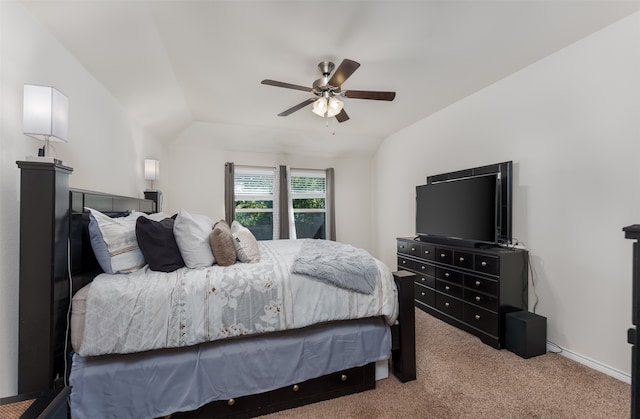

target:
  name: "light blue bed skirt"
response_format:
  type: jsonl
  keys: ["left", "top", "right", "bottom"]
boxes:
{"left": 70, "top": 316, "right": 391, "bottom": 419}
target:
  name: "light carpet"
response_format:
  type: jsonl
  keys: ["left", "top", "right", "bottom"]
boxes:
{"left": 263, "top": 308, "right": 630, "bottom": 418}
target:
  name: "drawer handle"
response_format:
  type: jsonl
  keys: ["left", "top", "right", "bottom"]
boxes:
{"left": 424, "top": 250, "right": 430, "bottom": 254}
{"left": 475, "top": 314, "right": 481, "bottom": 320}
{"left": 293, "top": 384, "right": 300, "bottom": 392}
{"left": 411, "top": 247, "right": 416, "bottom": 251}
{"left": 421, "top": 277, "right": 426, "bottom": 282}
{"left": 481, "top": 261, "right": 488, "bottom": 267}
{"left": 475, "top": 296, "right": 481, "bottom": 302}
{"left": 421, "top": 292, "right": 426, "bottom": 296}
{"left": 445, "top": 286, "right": 450, "bottom": 291}
{"left": 440, "top": 253, "right": 446, "bottom": 258}
{"left": 445, "top": 272, "right": 450, "bottom": 277}
{"left": 445, "top": 302, "right": 450, "bottom": 307}
{"left": 402, "top": 260, "right": 406, "bottom": 264}
{"left": 341, "top": 374, "right": 348, "bottom": 382}
{"left": 459, "top": 257, "right": 465, "bottom": 262}
{"left": 228, "top": 399, "right": 235, "bottom": 406}
{"left": 421, "top": 265, "right": 426, "bottom": 270}
{"left": 475, "top": 280, "right": 481, "bottom": 286}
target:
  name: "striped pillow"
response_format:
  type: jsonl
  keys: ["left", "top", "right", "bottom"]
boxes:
{"left": 86, "top": 208, "right": 146, "bottom": 274}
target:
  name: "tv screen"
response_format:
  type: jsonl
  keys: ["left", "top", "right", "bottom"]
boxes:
{"left": 416, "top": 175, "right": 497, "bottom": 244}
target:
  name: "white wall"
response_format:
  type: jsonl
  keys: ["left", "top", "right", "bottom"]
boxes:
{"left": 373, "top": 12, "right": 640, "bottom": 376}
{"left": 2, "top": 0, "right": 635, "bottom": 399}
{"left": 0, "top": 1, "right": 166, "bottom": 397}
{"left": 164, "top": 124, "right": 373, "bottom": 252}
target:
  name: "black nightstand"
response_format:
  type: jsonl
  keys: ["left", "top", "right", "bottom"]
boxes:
{"left": 144, "top": 190, "right": 162, "bottom": 212}
{"left": 0, "top": 386, "right": 69, "bottom": 419}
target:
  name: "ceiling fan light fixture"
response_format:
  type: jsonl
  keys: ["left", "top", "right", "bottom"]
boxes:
{"left": 326, "top": 97, "right": 344, "bottom": 118}
{"left": 262, "top": 58, "right": 395, "bottom": 123}
{"left": 312, "top": 97, "right": 328, "bottom": 117}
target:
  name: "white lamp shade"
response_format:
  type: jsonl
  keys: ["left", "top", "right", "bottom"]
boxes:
{"left": 312, "top": 97, "right": 328, "bottom": 117}
{"left": 23, "top": 84, "right": 68, "bottom": 142}
{"left": 144, "top": 159, "right": 159, "bottom": 181}
{"left": 326, "top": 97, "right": 344, "bottom": 118}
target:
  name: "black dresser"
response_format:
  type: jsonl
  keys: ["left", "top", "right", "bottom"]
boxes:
{"left": 397, "top": 237, "right": 528, "bottom": 348}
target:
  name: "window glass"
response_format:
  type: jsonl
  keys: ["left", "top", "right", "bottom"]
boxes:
{"left": 234, "top": 168, "right": 274, "bottom": 240}
{"left": 291, "top": 170, "right": 326, "bottom": 239}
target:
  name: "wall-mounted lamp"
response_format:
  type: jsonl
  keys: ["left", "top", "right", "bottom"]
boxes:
{"left": 144, "top": 159, "right": 159, "bottom": 191}
{"left": 23, "top": 84, "right": 68, "bottom": 159}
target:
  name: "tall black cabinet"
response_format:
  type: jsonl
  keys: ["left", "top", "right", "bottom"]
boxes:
{"left": 624, "top": 224, "right": 640, "bottom": 418}
{"left": 16, "top": 161, "right": 73, "bottom": 393}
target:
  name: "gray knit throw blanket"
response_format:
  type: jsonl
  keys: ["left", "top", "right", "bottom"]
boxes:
{"left": 291, "top": 239, "right": 378, "bottom": 294}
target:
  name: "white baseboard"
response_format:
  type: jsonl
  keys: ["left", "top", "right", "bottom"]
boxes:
{"left": 548, "top": 342, "right": 631, "bottom": 384}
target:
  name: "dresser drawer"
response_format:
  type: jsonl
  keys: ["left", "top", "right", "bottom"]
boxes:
{"left": 406, "top": 242, "right": 421, "bottom": 257}
{"left": 397, "top": 257, "right": 414, "bottom": 271}
{"left": 435, "top": 267, "right": 462, "bottom": 284}
{"left": 397, "top": 240, "right": 412, "bottom": 255}
{"left": 436, "top": 280, "right": 463, "bottom": 299}
{"left": 464, "top": 274, "right": 498, "bottom": 295}
{"left": 454, "top": 251, "right": 473, "bottom": 270}
{"left": 435, "top": 293, "right": 463, "bottom": 320}
{"left": 415, "top": 261, "right": 435, "bottom": 276}
{"left": 474, "top": 255, "right": 499, "bottom": 275}
{"left": 436, "top": 247, "right": 453, "bottom": 264}
{"left": 464, "top": 289, "right": 498, "bottom": 311}
{"left": 419, "top": 243, "right": 435, "bottom": 261}
{"left": 415, "top": 283, "right": 435, "bottom": 307}
{"left": 464, "top": 306, "right": 498, "bottom": 336}
{"left": 415, "top": 274, "right": 435, "bottom": 289}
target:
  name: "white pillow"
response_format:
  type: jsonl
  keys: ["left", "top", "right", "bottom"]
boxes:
{"left": 231, "top": 220, "right": 260, "bottom": 263}
{"left": 137, "top": 211, "right": 170, "bottom": 222}
{"left": 173, "top": 209, "right": 215, "bottom": 268}
{"left": 86, "top": 208, "right": 145, "bottom": 274}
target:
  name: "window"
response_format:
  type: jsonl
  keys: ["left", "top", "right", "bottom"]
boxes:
{"left": 234, "top": 167, "right": 275, "bottom": 240}
{"left": 226, "top": 163, "right": 334, "bottom": 241}
{"left": 291, "top": 169, "right": 326, "bottom": 239}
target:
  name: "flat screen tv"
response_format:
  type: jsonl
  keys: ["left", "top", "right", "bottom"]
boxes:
{"left": 416, "top": 174, "right": 498, "bottom": 245}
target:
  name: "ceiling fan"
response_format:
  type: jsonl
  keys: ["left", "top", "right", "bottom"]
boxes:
{"left": 261, "top": 59, "right": 396, "bottom": 123}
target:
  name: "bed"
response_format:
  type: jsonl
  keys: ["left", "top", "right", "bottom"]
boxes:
{"left": 18, "top": 177, "right": 416, "bottom": 419}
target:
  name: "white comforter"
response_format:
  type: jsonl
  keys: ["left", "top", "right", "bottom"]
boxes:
{"left": 79, "top": 239, "right": 398, "bottom": 356}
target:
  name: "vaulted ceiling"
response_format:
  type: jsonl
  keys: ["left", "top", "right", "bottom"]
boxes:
{"left": 20, "top": 1, "right": 640, "bottom": 157}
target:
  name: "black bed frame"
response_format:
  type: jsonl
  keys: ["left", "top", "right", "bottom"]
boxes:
{"left": 17, "top": 161, "right": 416, "bottom": 417}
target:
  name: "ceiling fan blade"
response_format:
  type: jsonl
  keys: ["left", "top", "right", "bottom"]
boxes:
{"left": 328, "top": 59, "right": 360, "bottom": 87}
{"left": 261, "top": 79, "right": 312, "bottom": 93}
{"left": 277, "top": 97, "right": 316, "bottom": 116}
{"left": 335, "top": 109, "right": 349, "bottom": 123}
{"left": 344, "top": 90, "right": 396, "bottom": 101}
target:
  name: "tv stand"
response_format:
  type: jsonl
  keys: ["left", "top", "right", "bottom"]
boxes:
{"left": 397, "top": 236, "right": 528, "bottom": 348}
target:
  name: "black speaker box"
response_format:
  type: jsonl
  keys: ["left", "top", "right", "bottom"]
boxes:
{"left": 505, "top": 311, "right": 547, "bottom": 359}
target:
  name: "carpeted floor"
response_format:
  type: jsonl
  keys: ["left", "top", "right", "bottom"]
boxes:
{"left": 263, "top": 308, "right": 630, "bottom": 418}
